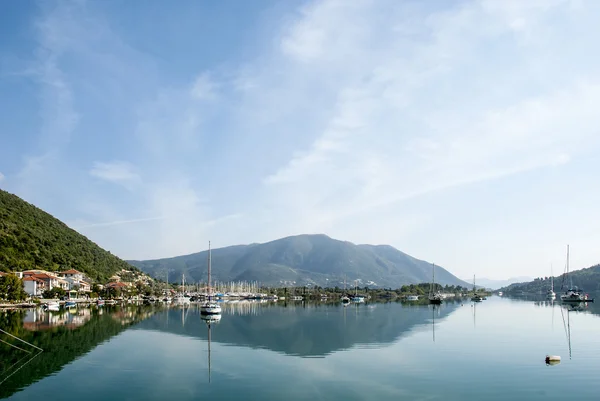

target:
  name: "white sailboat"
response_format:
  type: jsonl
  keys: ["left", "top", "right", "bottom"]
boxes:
{"left": 560, "top": 245, "right": 589, "bottom": 302}
{"left": 471, "top": 274, "right": 483, "bottom": 302}
{"left": 547, "top": 264, "right": 556, "bottom": 300}
{"left": 351, "top": 280, "right": 365, "bottom": 303}
{"left": 428, "top": 263, "right": 443, "bottom": 304}
{"left": 173, "top": 273, "right": 191, "bottom": 304}
{"left": 201, "top": 241, "right": 222, "bottom": 315}
{"left": 341, "top": 275, "right": 350, "bottom": 304}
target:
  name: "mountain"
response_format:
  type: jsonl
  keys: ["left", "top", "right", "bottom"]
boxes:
{"left": 499, "top": 264, "right": 600, "bottom": 294}
{"left": 465, "top": 276, "right": 533, "bottom": 290}
{"left": 0, "top": 189, "right": 140, "bottom": 283}
{"left": 129, "top": 234, "right": 471, "bottom": 288}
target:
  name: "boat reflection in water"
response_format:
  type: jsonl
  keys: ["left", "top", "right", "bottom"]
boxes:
{"left": 201, "top": 313, "right": 221, "bottom": 383}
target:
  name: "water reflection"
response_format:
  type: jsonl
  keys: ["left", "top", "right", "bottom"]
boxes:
{"left": 0, "top": 305, "right": 160, "bottom": 399}
{"left": 135, "top": 300, "right": 462, "bottom": 357}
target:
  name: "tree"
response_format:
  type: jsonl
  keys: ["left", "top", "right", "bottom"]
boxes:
{"left": 43, "top": 286, "right": 66, "bottom": 299}
{"left": 0, "top": 275, "right": 27, "bottom": 301}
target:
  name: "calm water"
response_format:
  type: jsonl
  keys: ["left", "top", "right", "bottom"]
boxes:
{"left": 2, "top": 297, "right": 600, "bottom": 400}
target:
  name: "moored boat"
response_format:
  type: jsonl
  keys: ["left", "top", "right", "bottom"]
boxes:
{"left": 201, "top": 241, "right": 222, "bottom": 315}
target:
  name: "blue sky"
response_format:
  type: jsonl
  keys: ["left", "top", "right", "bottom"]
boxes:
{"left": 1, "top": 0, "right": 600, "bottom": 280}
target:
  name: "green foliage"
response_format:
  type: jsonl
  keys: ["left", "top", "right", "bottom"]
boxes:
{"left": 0, "top": 274, "right": 27, "bottom": 301}
{"left": 43, "top": 286, "right": 66, "bottom": 299}
{"left": 501, "top": 264, "right": 600, "bottom": 294}
{"left": 0, "top": 189, "right": 141, "bottom": 283}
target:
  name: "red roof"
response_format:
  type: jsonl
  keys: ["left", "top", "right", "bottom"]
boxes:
{"left": 61, "top": 269, "right": 82, "bottom": 275}
{"left": 106, "top": 282, "right": 129, "bottom": 288}
{"left": 23, "top": 276, "right": 46, "bottom": 283}
{"left": 31, "top": 273, "right": 57, "bottom": 280}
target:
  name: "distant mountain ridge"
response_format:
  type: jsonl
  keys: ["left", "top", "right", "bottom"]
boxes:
{"left": 129, "top": 234, "right": 471, "bottom": 288}
{"left": 499, "top": 264, "right": 600, "bottom": 294}
{"left": 465, "top": 276, "right": 534, "bottom": 290}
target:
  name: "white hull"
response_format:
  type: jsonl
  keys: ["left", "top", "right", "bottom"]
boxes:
{"left": 200, "top": 303, "right": 222, "bottom": 315}
{"left": 173, "top": 296, "right": 191, "bottom": 304}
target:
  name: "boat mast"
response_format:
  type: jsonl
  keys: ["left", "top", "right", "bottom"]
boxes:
{"left": 431, "top": 263, "right": 435, "bottom": 295}
{"left": 208, "top": 241, "right": 212, "bottom": 298}
{"left": 567, "top": 244, "right": 572, "bottom": 289}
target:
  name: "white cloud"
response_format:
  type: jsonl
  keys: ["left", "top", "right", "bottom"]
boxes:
{"left": 10, "top": 0, "right": 600, "bottom": 279}
{"left": 90, "top": 161, "right": 140, "bottom": 187}
{"left": 190, "top": 72, "right": 217, "bottom": 100}
{"left": 0, "top": 172, "right": 4, "bottom": 182}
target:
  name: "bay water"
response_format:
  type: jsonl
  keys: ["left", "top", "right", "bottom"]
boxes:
{"left": 2, "top": 297, "right": 599, "bottom": 400}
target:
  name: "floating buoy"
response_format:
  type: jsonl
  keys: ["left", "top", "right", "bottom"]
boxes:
{"left": 545, "top": 355, "right": 561, "bottom": 365}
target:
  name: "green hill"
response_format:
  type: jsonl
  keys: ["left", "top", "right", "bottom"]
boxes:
{"left": 499, "top": 263, "right": 600, "bottom": 295}
{"left": 0, "top": 189, "right": 138, "bottom": 283}
{"left": 129, "top": 234, "right": 471, "bottom": 288}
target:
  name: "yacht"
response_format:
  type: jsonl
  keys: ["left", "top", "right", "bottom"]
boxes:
{"left": 173, "top": 273, "right": 191, "bottom": 304}
{"left": 560, "top": 245, "right": 590, "bottom": 302}
{"left": 201, "top": 241, "right": 222, "bottom": 315}
{"left": 547, "top": 265, "right": 556, "bottom": 300}
{"left": 428, "top": 263, "right": 443, "bottom": 305}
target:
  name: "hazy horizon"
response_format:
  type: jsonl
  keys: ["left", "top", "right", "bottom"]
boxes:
{"left": 2, "top": 0, "right": 600, "bottom": 280}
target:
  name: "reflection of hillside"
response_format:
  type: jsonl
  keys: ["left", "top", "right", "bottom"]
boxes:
{"left": 0, "top": 305, "right": 159, "bottom": 399}
{"left": 510, "top": 294, "right": 600, "bottom": 317}
{"left": 135, "top": 301, "right": 461, "bottom": 357}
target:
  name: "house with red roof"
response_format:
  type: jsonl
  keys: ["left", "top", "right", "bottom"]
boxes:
{"left": 23, "top": 276, "right": 47, "bottom": 297}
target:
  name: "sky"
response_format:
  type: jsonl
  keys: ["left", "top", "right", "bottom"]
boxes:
{"left": 1, "top": 0, "right": 600, "bottom": 280}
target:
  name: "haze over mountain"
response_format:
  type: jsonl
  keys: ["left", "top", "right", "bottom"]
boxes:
{"left": 465, "top": 276, "right": 534, "bottom": 290}
{"left": 499, "top": 264, "right": 600, "bottom": 295}
{"left": 129, "top": 234, "right": 471, "bottom": 289}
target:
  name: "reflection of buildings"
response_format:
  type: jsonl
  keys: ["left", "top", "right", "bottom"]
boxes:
{"left": 17, "top": 269, "right": 92, "bottom": 297}
{"left": 22, "top": 308, "right": 93, "bottom": 331}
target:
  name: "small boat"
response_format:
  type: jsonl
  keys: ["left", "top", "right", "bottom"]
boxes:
{"left": 406, "top": 295, "right": 419, "bottom": 301}
{"left": 43, "top": 301, "right": 60, "bottom": 311}
{"left": 341, "top": 276, "right": 350, "bottom": 304}
{"left": 351, "top": 280, "right": 365, "bottom": 303}
{"left": 559, "top": 245, "right": 592, "bottom": 302}
{"left": 173, "top": 273, "right": 191, "bottom": 304}
{"left": 497, "top": 291, "right": 503, "bottom": 296}
{"left": 201, "top": 242, "right": 222, "bottom": 315}
{"left": 97, "top": 299, "right": 105, "bottom": 306}
{"left": 471, "top": 274, "right": 483, "bottom": 302}
{"left": 65, "top": 300, "right": 77, "bottom": 308}
{"left": 547, "top": 265, "right": 556, "bottom": 300}
{"left": 428, "top": 263, "right": 443, "bottom": 305}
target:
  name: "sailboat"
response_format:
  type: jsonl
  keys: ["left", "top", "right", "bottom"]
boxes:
{"left": 201, "top": 241, "right": 222, "bottom": 315}
{"left": 547, "top": 264, "right": 556, "bottom": 300}
{"left": 341, "top": 275, "right": 350, "bottom": 304}
{"left": 471, "top": 275, "right": 483, "bottom": 302}
{"left": 351, "top": 279, "right": 365, "bottom": 303}
{"left": 201, "top": 313, "right": 221, "bottom": 383}
{"left": 428, "top": 263, "right": 443, "bottom": 304}
{"left": 173, "top": 273, "right": 191, "bottom": 304}
{"left": 560, "top": 245, "right": 593, "bottom": 302}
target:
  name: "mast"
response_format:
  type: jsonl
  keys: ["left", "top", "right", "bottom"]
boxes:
{"left": 430, "top": 263, "right": 435, "bottom": 295}
{"left": 208, "top": 241, "right": 212, "bottom": 298}
{"left": 567, "top": 244, "right": 572, "bottom": 288}
{"left": 551, "top": 264, "right": 554, "bottom": 292}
